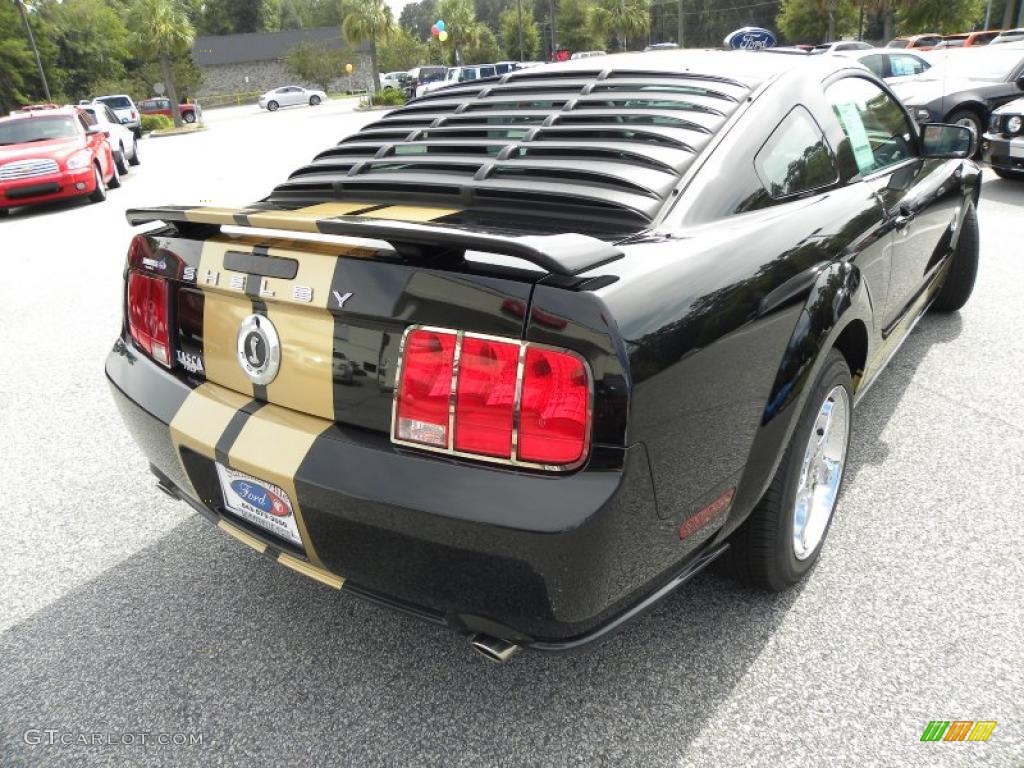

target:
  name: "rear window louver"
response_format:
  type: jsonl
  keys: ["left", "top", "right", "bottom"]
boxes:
{"left": 268, "top": 65, "right": 752, "bottom": 230}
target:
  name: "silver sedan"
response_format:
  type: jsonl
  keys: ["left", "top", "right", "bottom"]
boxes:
{"left": 258, "top": 86, "right": 327, "bottom": 112}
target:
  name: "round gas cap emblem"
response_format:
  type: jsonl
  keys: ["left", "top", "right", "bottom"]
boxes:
{"left": 237, "top": 314, "right": 281, "bottom": 385}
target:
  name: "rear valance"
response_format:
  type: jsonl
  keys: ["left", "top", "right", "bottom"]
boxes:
{"left": 125, "top": 204, "right": 623, "bottom": 277}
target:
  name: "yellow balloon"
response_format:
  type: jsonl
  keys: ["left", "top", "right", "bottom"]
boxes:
{"left": 438, "top": 30, "right": 448, "bottom": 42}
{"left": 345, "top": 63, "right": 353, "bottom": 74}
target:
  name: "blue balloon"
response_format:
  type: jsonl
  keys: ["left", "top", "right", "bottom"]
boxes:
{"left": 436, "top": 19, "right": 446, "bottom": 31}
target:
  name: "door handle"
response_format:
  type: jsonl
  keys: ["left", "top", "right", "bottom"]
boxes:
{"left": 893, "top": 203, "right": 914, "bottom": 230}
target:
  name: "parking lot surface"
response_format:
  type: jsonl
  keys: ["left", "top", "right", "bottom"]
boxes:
{"left": 1, "top": 98, "right": 1022, "bottom": 767}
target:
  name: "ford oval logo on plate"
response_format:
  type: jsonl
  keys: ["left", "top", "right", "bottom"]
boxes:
{"left": 230, "top": 479, "right": 291, "bottom": 517}
{"left": 724, "top": 26, "right": 777, "bottom": 50}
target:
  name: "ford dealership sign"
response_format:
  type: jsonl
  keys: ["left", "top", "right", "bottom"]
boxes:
{"left": 724, "top": 27, "right": 777, "bottom": 50}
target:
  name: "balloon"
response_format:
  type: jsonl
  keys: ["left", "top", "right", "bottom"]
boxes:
{"left": 438, "top": 30, "right": 448, "bottom": 42}
{"left": 431, "top": 24, "right": 439, "bottom": 36}
{"left": 345, "top": 63, "right": 353, "bottom": 74}
{"left": 436, "top": 19, "right": 446, "bottom": 31}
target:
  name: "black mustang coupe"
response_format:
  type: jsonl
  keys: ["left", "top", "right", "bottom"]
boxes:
{"left": 107, "top": 51, "right": 980, "bottom": 661}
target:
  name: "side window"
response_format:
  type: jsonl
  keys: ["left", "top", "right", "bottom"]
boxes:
{"left": 753, "top": 106, "right": 838, "bottom": 200}
{"left": 104, "top": 106, "right": 119, "bottom": 123}
{"left": 78, "top": 112, "right": 95, "bottom": 129}
{"left": 825, "top": 77, "right": 916, "bottom": 177}
{"left": 889, "top": 54, "right": 926, "bottom": 77}
{"left": 859, "top": 54, "right": 885, "bottom": 78}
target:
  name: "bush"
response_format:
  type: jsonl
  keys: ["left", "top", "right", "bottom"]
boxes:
{"left": 375, "top": 88, "right": 406, "bottom": 107}
{"left": 141, "top": 114, "right": 173, "bottom": 132}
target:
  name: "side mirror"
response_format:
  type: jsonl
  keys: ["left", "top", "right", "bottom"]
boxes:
{"left": 86, "top": 125, "right": 109, "bottom": 138}
{"left": 1017, "top": 74, "right": 1024, "bottom": 90}
{"left": 921, "top": 122, "right": 976, "bottom": 159}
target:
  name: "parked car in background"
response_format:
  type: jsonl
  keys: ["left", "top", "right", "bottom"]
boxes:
{"left": 889, "top": 43, "right": 1024, "bottom": 144}
{"left": 418, "top": 65, "right": 497, "bottom": 97}
{"left": 407, "top": 66, "right": 447, "bottom": 97}
{"left": 81, "top": 102, "right": 140, "bottom": 173}
{"left": 644, "top": 42, "right": 679, "bottom": 51}
{"left": 570, "top": 50, "right": 606, "bottom": 59}
{"left": 257, "top": 86, "right": 325, "bottom": 112}
{"left": 935, "top": 30, "right": 1002, "bottom": 48}
{"left": 93, "top": 94, "right": 141, "bottom": 137}
{"left": 836, "top": 48, "right": 931, "bottom": 82}
{"left": 809, "top": 40, "right": 872, "bottom": 54}
{"left": 380, "top": 71, "right": 410, "bottom": 91}
{"left": 886, "top": 33, "right": 944, "bottom": 50}
{"left": 493, "top": 61, "right": 521, "bottom": 75}
{"left": 991, "top": 28, "right": 1024, "bottom": 45}
{"left": 139, "top": 97, "right": 203, "bottom": 124}
{"left": 983, "top": 96, "right": 1024, "bottom": 178}
{"left": 0, "top": 106, "right": 119, "bottom": 216}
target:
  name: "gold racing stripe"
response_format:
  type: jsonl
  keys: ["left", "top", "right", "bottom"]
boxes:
{"left": 357, "top": 204, "right": 461, "bottom": 222}
{"left": 168, "top": 383, "right": 253, "bottom": 493}
{"left": 218, "top": 519, "right": 268, "bottom": 554}
{"left": 260, "top": 242, "right": 338, "bottom": 420}
{"left": 197, "top": 239, "right": 257, "bottom": 397}
{"left": 227, "top": 403, "right": 333, "bottom": 569}
{"left": 246, "top": 202, "right": 377, "bottom": 232}
{"left": 277, "top": 553, "right": 344, "bottom": 589}
{"left": 182, "top": 206, "right": 255, "bottom": 226}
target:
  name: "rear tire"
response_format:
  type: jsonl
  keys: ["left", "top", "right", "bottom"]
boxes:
{"left": 128, "top": 139, "right": 140, "bottom": 166}
{"left": 267, "top": 100, "right": 279, "bottom": 112}
{"left": 107, "top": 158, "right": 121, "bottom": 189}
{"left": 115, "top": 145, "right": 129, "bottom": 174}
{"left": 0, "top": 208, "right": 9, "bottom": 218}
{"left": 183, "top": 111, "right": 196, "bottom": 123}
{"left": 309, "top": 95, "right": 321, "bottom": 106}
{"left": 720, "top": 350, "right": 853, "bottom": 591}
{"left": 932, "top": 203, "right": 979, "bottom": 312}
{"left": 88, "top": 165, "right": 107, "bottom": 203}
{"left": 993, "top": 168, "right": 1024, "bottom": 180}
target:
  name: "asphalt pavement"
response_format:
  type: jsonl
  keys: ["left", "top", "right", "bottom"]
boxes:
{"left": 0, "top": 97, "right": 1022, "bottom": 768}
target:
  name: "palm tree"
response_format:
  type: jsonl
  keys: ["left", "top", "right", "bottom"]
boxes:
{"left": 437, "top": 0, "right": 485, "bottom": 66}
{"left": 130, "top": 0, "right": 194, "bottom": 127}
{"left": 341, "top": 0, "right": 395, "bottom": 95}
{"left": 593, "top": 0, "right": 651, "bottom": 52}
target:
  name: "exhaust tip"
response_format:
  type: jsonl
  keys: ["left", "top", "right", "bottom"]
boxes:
{"left": 469, "top": 634, "right": 520, "bottom": 663}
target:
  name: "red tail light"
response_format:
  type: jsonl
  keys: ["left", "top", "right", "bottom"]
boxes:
{"left": 126, "top": 236, "right": 172, "bottom": 368}
{"left": 392, "top": 327, "right": 591, "bottom": 470}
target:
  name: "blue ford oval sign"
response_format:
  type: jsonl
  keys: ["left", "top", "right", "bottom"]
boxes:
{"left": 724, "top": 27, "right": 777, "bottom": 50}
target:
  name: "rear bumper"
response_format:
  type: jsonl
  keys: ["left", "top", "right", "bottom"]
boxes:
{"left": 0, "top": 167, "right": 95, "bottom": 209}
{"left": 106, "top": 339, "right": 713, "bottom": 647}
{"left": 982, "top": 133, "right": 1024, "bottom": 173}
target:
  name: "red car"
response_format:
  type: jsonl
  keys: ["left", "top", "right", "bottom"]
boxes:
{"left": 0, "top": 107, "right": 119, "bottom": 216}
{"left": 138, "top": 98, "right": 202, "bottom": 124}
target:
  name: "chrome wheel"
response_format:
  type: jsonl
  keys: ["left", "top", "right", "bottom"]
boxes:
{"left": 792, "top": 385, "right": 850, "bottom": 560}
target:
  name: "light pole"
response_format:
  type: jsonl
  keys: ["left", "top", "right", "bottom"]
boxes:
{"left": 548, "top": 0, "right": 556, "bottom": 59}
{"left": 677, "top": 0, "right": 684, "bottom": 48}
{"left": 15, "top": 0, "right": 51, "bottom": 101}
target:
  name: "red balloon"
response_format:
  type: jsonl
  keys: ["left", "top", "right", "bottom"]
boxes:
{"left": 431, "top": 25, "right": 439, "bottom": 36}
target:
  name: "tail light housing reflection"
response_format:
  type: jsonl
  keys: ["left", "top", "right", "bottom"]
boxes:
{"left": 392, "top": 327, "right": 591, "bottom": 470}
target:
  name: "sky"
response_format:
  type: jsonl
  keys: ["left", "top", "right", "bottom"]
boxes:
{"left": 386, "top": 0, "right": 417, "bottom": 20}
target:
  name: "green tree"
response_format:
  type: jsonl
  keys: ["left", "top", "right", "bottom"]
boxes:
{"left": 284, "top": 41, "right": 346, "bottom": 90}
{"left": 593, "top": 0, "right": 651, "bottom": 51}
{"left": 378, "top": 27, "right": 430, "bottom": 71}
{"left": 130, "top": 0, "right": 195, "bottom": 127}
{"left": 44, "top": 0, "right": 132, "bottom": 100}
{"left": 499, "top": 5, "right": 540, "bottom": 60}
{"left": 197, "top": 0, "right": 280, "bottom": 34}
{"left": 399, "top": 0, "right": 439, "bottom": 40}
{"left": 897, "top": 0, "right": 985, "bottom": 35}
{"left": 1, "top": 1, "right": 42, "bottom": 110}
{"left": 437, "top": 0, "right": 484, "bottom": 64}
{"left": 341, "top": 0, "right": 396, "bottom": 93}
{"left": 556, "top": 0, "right": 602, "bottom": 53}
{"left": 464, "top": 25, "right": 500, "bottom": 62}
{"left": 777, "top": 0, "right": 857, "bottom": 43}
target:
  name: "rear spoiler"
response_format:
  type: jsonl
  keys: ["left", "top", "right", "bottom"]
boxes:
{"left": 125, "top": 205, "right": 624, "bottom": 277}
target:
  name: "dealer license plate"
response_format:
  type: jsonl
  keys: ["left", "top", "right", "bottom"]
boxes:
{"left": 215, "top": 464, "right": 302, "bottom": 547}
{"left": 1009, "top": 141, "right": 1024, "bottom": 159}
